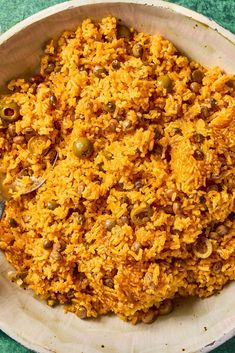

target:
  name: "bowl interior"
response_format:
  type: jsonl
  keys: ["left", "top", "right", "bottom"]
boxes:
{"left": 0, "top": 2, "right": 235, "bottom": 353}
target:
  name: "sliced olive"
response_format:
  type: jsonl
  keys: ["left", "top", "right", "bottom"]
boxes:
{"left": 28, "top": 135, "right": 51, "bottom": 156}
{"left": 193, "top": 238, "right": 213, "bottom": 259}
{"left": 116, "top": 24, "right": 132, "bottom": 40}
{"left": 72, "top": 137, "right": 93, "bottom": 158}
{"left": 131, "top": 206, "right": 153, "bottom": 226}
{"left": 0, "top": 102, "right": 20, "bottom": 122}
{"left": 212, "top": 261, "right": 223, "bottom": 274}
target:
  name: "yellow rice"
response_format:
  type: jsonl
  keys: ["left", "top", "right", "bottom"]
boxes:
{"left": 0, "top": 16, "right": 235, "bottom": 324}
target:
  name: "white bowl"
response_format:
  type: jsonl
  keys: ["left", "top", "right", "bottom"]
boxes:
{"left": 0, "top": 1, "right": 235, "bottom": 353}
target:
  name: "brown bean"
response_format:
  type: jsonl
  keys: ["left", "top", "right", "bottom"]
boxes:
{"left": 13, "top": 136, "right": 25, "bottom": 144}
{"left": 123, "top": 120, "right": 134, "bottom": 132}
{"left": 49, "top": 94, "right": 57, "bottom": 106}
{"left": 50, "top": 250, "right": 62, "bottom": 261}
{"left": 29, "top": 74, "right": 44, "bottom": 84}
{"left": 173, "top": 201, "right": 181, "bottom": 215}
{"left": 152, "top": 143, "right": 163, "bottom": 156}
{"left": 8, "top": 124, "right": 16, "bottom": 137}
{"left": 216, "top": 224, "right": 229, "bottom": 236}
{"left": 43, "top": 239, "right": 53, "bottom": 249}
{"left": 166, "top": 188, "right": 175, "bottom": 199}
{"left": 170, "top": 128, "right": 183, "bottom": 137}
{"left": 192, "top": 69, "right": 204, "bottom": 83}
{"left": 228, "top": 212, "right": 235, "bottom": 221}
{"left": 134, "top": 180, "right": 143, "bottom": 189}
{"left": 190, "top": 82, "right": 201, "bottom": 93}
{"left": 22, "top": 127, "right": 35, "bottom": 136}
{"left": 190, "top": 133, "right": 205, "bottom": 144}
{"left": 76, "top": 306, "right": 87, "bottom": 319}
{"left": 201, "top": 106, "right": 210, "bottom": 119}
{"left": 131, "top": 241, "right": 141, "bottom": 253}
{"left": 207, "top": 184, "right": 219, "bottom": 192}
{"left": 117, "top": 215, "right": 129, "bottom": 226}
{"left": 159, "top": 300, "right": 173, "bottom": 315}
{"left": 8, "top": 218, "right": 18, "bottom": 228}
{"left": 193, "top": 149, "right": 204, "bottom": 161}
{"left": 103, "top": 278, "right": 114, "bottom": 288}
{"left": 154, "top": 128, "right": 162, "bottom": 140}
{"left": 104, "top": 219, "right": 116, "bottom": 231}
{"left": 45, "top": 62, "right": 55, "bottom": 74}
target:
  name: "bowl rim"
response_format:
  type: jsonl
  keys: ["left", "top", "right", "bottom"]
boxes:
{"left": 0, "top": 1, "right": 235, "bottom": 353}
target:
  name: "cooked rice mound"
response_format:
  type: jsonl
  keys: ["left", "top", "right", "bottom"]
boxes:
{"left": 0, "top": 16, "right": 235, "bottom": 324}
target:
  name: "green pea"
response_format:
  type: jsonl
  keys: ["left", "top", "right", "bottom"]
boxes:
{"left": 104, "top": 219, "right": 116, "bottom": 231}
{"left": 104, "top": 101, "right": 116, "bottom": 113}
{"left": 93, "top": 66, "right": 107, "bottom": 78}
{"left": 132, "top": 43, "right": 143, "bottom": 58}
{"left": 157, "top": 75, "right": 172, "bottom": 92}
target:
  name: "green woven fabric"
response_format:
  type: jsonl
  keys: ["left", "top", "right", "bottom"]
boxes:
{"left": 0, "top": 0, "right": 235, "bottom": 352}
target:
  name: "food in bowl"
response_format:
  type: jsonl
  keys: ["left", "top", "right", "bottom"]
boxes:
{"left": 0, "top": 16, "right": 235, "bottom": 324}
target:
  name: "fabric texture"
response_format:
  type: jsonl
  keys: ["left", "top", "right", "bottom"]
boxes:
{"left": 0, "top": 0, "right": 235, "bottom": 352}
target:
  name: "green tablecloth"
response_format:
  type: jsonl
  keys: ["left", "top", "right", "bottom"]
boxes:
{"left": 0, "top": 0, "right": 235, "bottom": 352}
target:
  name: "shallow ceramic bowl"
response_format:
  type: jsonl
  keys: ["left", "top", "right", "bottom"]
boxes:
{"left": 0, "top": 1, "right": 235, "bottom": 352}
